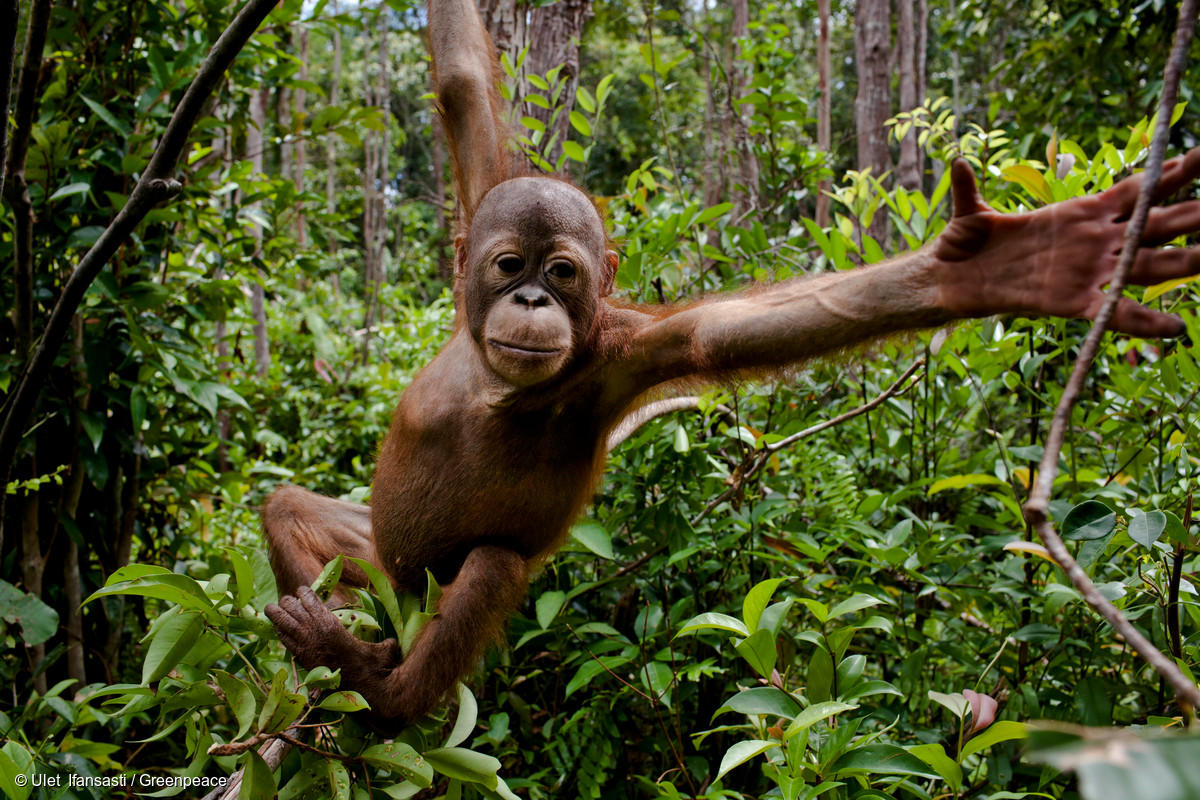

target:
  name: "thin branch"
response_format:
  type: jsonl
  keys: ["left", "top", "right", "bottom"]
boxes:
{"left": 1022, "top": 0, "right": 1200, "bottom": 710}
{"left": 0, "top": 0, "right": 282, "bottom": 549}
{"left": 764, "top": 359, "right": 925, "bottom": 455}
{"left": 691, "top": 360, "right": 923, "bottom": 525}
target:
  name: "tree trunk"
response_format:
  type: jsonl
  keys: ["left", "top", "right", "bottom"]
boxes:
{"left": 361, "top": 8, "right": 387, "bottom": 363}
{"left": 0, "top": 0, "right": 20, "bottom": 198}
{"left": 477, "top": 0, "right": 527, "bottom": 71}
{"left": 63, "top": 317, "right": 89, "bottom": 686}
{"left": 730, "top": 0, "right": 759, "bottom": 218}
{"left": 816, "top": 0, "right": 831, "bottom": 227}
{"left": 949, "top": 0, "right": 960, "bottom": 134}
{"left": 527, "top": 0, "right": 592, "bottom": 169}
{"left": 854, "top": 0, "right": 890, "bottom": 241}
{"left": 5, "top": 0, "right": 53, "bottom": 364}
{"left": 896, "top": 0, "right": 920, "bottom": 191}
{"left": 248, "top": 86, "right": 270, "bottom": 378}
{"left": 294, "top": 27, "right": 308, "bottom": 246}
{"left": 326, "top": 0, "right": 341, "bottom": 271}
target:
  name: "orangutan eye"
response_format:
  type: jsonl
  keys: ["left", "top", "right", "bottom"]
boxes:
{"left": 497, "top": 256, "right": 524, "bottom": 274}
{"left": 547, "top": 261, "right": 576, "bottom": 281}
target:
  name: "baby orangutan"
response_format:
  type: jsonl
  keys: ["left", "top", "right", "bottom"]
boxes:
{"left": 264, "top": 0, "right": 1200, "bottom": 723}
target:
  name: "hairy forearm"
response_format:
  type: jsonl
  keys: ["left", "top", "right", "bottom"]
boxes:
{"left": 428, "top": 0, "right": 492, "bottom": 83}
{"left": 635, "top": 249, "right": 952, "bottom": 382}
{"left": 428, "top": 0, "right": 505, "bottom": 218}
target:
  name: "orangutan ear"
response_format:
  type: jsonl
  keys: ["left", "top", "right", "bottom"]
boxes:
{"left": 600, "top": 250, "right": 618, "bottom": 297}
{"left": 453, "top": 235, "right": 467, "bottom": 280}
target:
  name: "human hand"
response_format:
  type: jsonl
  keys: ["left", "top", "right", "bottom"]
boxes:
{"left": 933, "top": 150, "right": 1200, "bottom": 337}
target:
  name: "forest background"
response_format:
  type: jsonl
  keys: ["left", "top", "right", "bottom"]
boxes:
{"left": 2, "top": 0, "right": 1200, "bottom": 798}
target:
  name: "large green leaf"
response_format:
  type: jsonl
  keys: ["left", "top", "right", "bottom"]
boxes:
{"left": 829, "top": 744, "right": 941, "bottom": 779}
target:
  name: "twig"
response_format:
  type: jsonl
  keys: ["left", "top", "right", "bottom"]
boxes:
{"left": 691, "top": 359, "right": 924, "bottom": 524}
{"left": 1022, "top": 0, "right": 1200, "bottom": 710}
{"left": 0, "top": 0, "right": 282, "bottom": 549}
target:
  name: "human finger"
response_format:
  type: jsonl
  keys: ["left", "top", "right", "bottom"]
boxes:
{"left": 1108, "top": 297, "right": 1187, "bottom": 338}
{"left": 1127, "top": 246, "right": 1200, "bottom": 285}
{"left": 1102, "top": 148, "right": 1200, "bottom": 214}
{"left": 1140, "top": 199, "right": 1200, "bottom": 245}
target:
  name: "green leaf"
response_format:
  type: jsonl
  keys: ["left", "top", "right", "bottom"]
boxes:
{"left": 142, "top": 609, "right": 204, "bottom": 684}
{"left": 311, "top": 554, "right": 345, "bottom": 599}
{"left": 1128, "top": 509, "right": 1167, "bottom": 549}
{"left": 565, "top": 655, "right": 629, "bottom": 698}
{"left": 788, "top": 701, "right": 858, "bottom": 733}
{"left": 743, "top": 578, "right": 785, "bottom": 633}
{"left": 960, "top": 720, "right": 1028, "bottom": 760}
{"left": 640, "top": 661, "right": 674, "bottom": 703}
{"left": 48, "top": 182, "right": 90, "bottom": 202}
{"left": 535, "top": 590, "right": 566, "bottom": 629}
{"left": 213, "top": 670, "right": 257, "bottom": 740}
{"left": 520, "top": 115, "right": 545, "bottom": 134}
{"left": 569, "top": 110, "right": 592, "bottom": 137}
{"left": 258, "top": 670, "right": 305, "bottom": 733}
{"left": 928, "top": 690, "right": 969, "bottom": 718}
{"left": 909, "top": 743, "right": 963, "bottom": 791}
{"left": 716, "top": 687, "right": 802, "bottom": 720}
{"left": 570, "top": 520, "right": 613, "bottom": 559}
{"left": 81, "top": 96, "right": 132, "bottom": 137}
{"left": 0, "top": 742, "right": 33, "bottom": 800}
{"left": 347, "top": 557, "right": 404, "bottom": 632}
{"left": 575, "top": 86, "right": 595, "bottom": 113}
{"left": 317, "top": 691, "right": 370, "bottom": 712}
{"left": 735, "top": 628, "right": 777, "bottom": 678}
{"left": 676, "top": 612, "right": 748, "bottom": 638}
{"left": 1062, "top": 500, "right": 1116, "bottom": 541}
{"left": 715, "top": 740, "right": 778, "bottom": 781}
{"left": 361, "top": 742, "right": 433, "bottom": 787}
{"left": 829, "top": 744, "right": 941, "bottom": 779}
{"left": 828, "top": 593, "right": 884, "bottom": 621}
{"left": 239, "top": 751, "right": 276, "bottom": 800}
{"left": 86, "top": 574, "right": 216, "bottom": 620}
{"left": 444, "top": 683, "right": 478, "bottom": 748}
{"left": 0, "top": 580, "right": 60, "bottom": 645}
{"left": 423, "top": 748, "right": 501, "bottom": 789}
{"left": 928, "top": 473, "right": 1006, "bottom": 494}
{"left": 696, "top": 202, "right": 734, "bottom": 226}
{"left": 806, "top": 644, "right": 833, "bottom": 703}
{"left": 1001, "top": 164, "right": 1052, "bottom": 204}
{"left": 561, "top": 140, "right": 586, "bottom": 162}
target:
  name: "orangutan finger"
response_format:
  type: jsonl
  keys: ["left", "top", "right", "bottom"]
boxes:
{"left": 1139, "top": 199, "right": 1200, "bottom": 245}
{"left": 1127, "top": 246, "right": 1200, "bottom": 285}
{"left": 1107, "top": 297, "right": 1187, "bottom": 338}
{"left": 1102, "top": 147, "right": 1200, "bottom": 214}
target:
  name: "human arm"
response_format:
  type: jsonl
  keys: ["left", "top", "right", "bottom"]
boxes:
{"left": 618, "top": 154, "right": 1200, "bottom": 391}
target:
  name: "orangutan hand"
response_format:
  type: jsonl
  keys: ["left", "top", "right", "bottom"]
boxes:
{"left": 933, "top": 149, "right": 1200, "bottom": 337}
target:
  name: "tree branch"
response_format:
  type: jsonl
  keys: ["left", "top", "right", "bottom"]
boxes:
{"left": 1022, "top": 0, "right": 1200, "bottom": 710}
{"left": 0, "top": 0, "right": 282, "bottom": 549}
{"left": 691, "top": 359, "right": 924, "bottom": 525}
